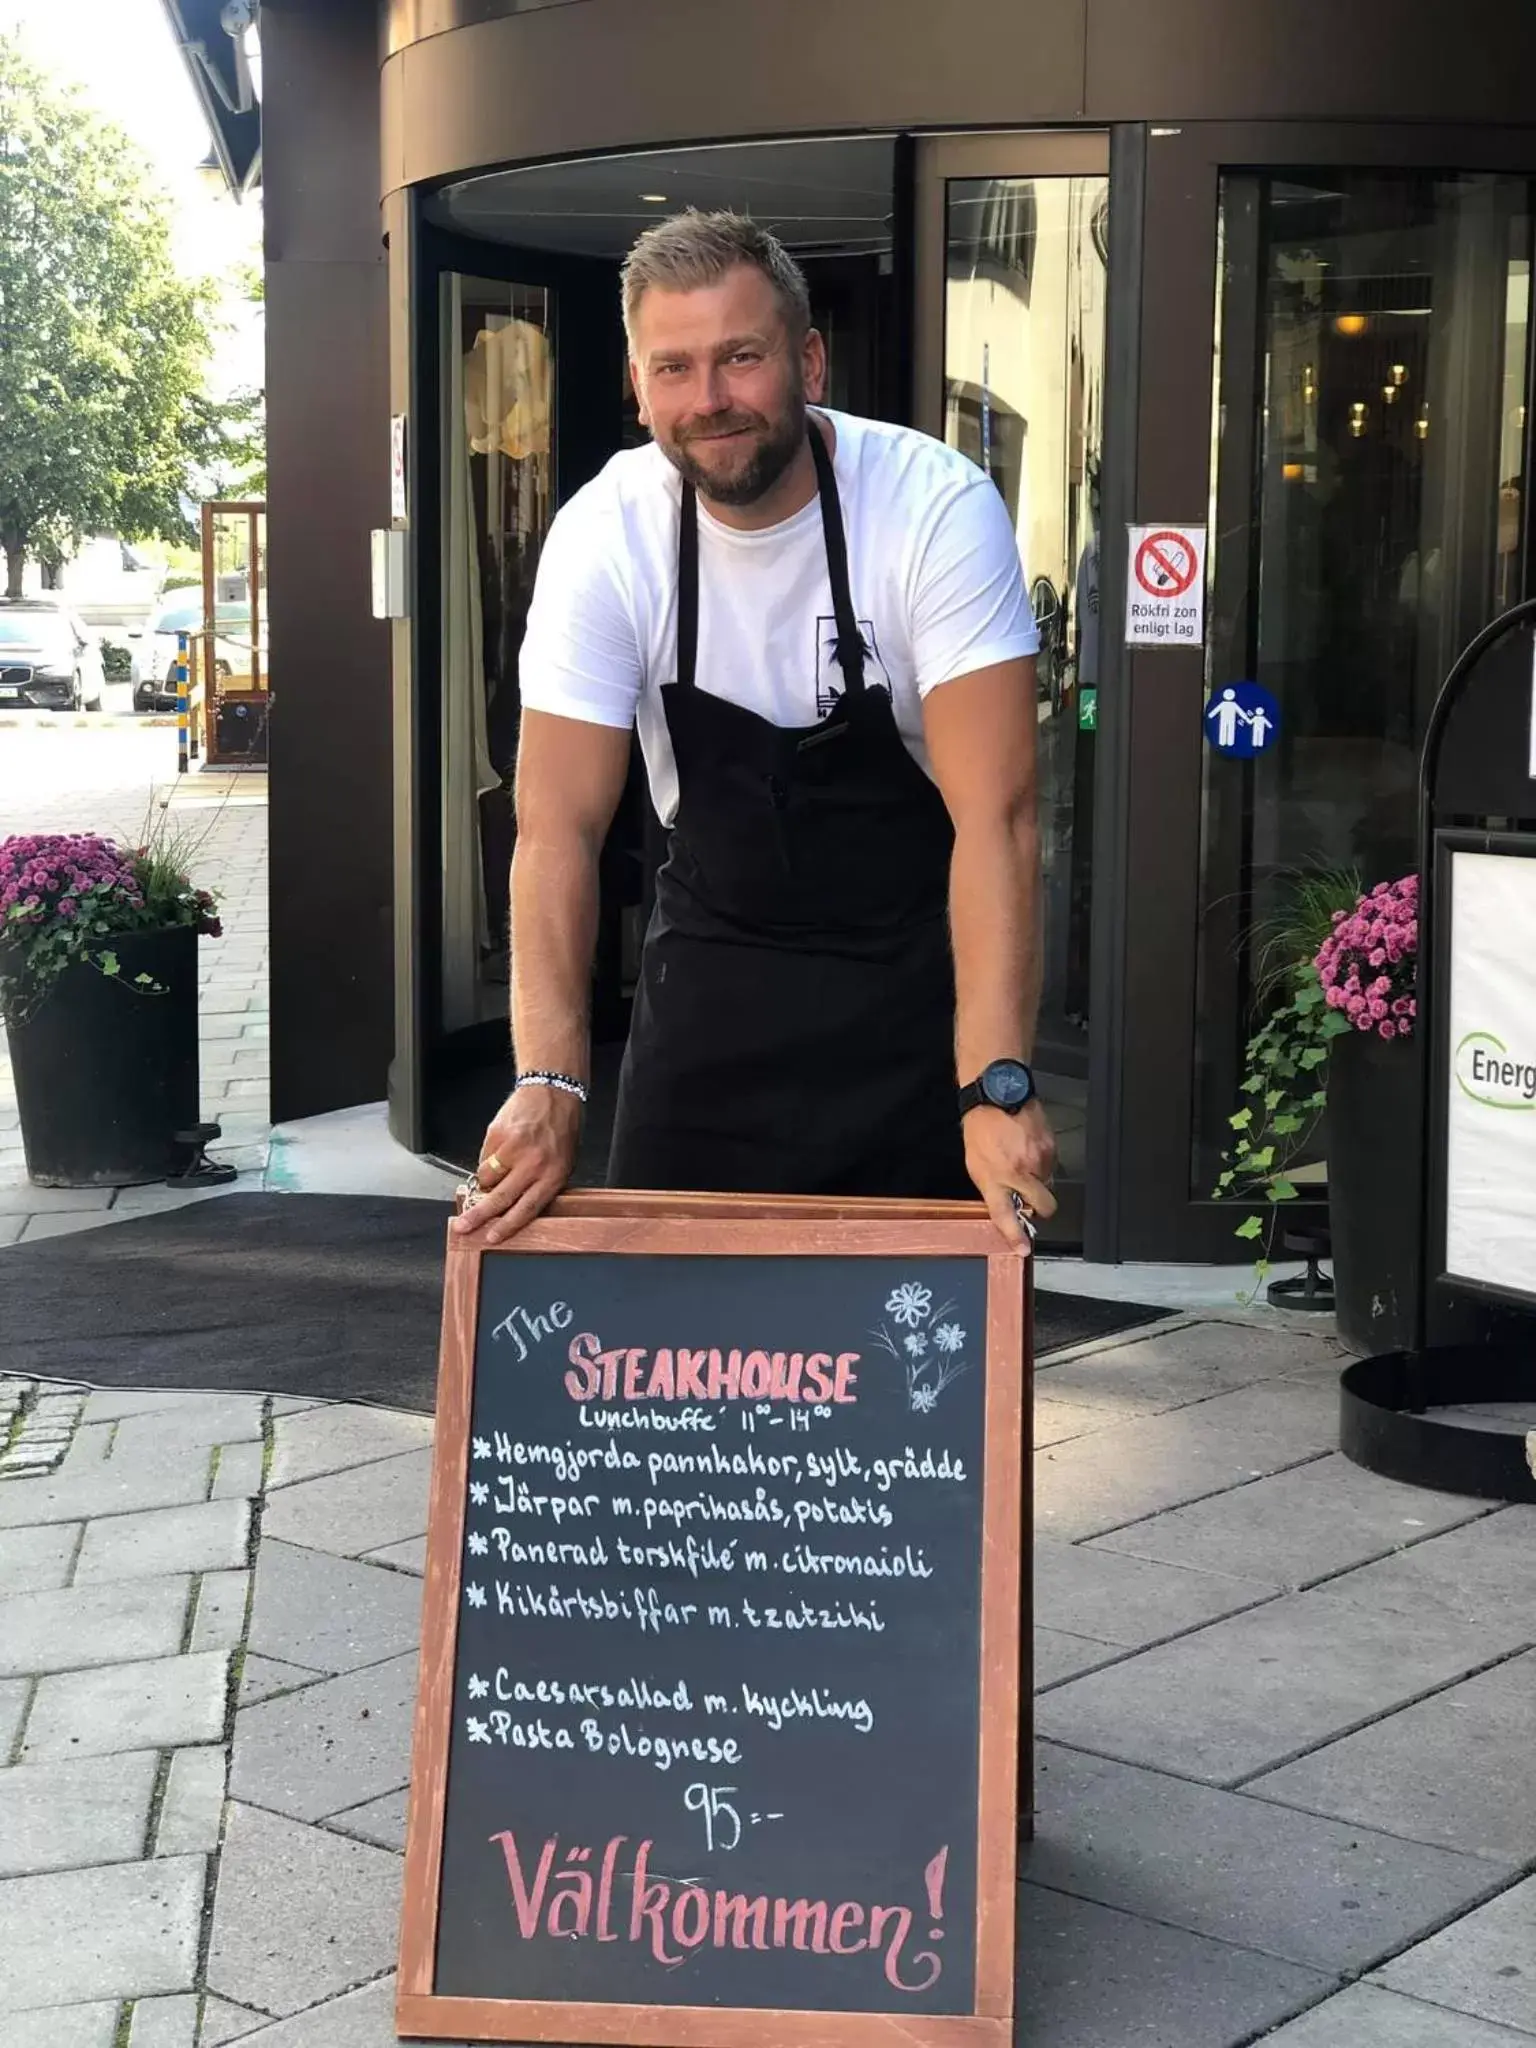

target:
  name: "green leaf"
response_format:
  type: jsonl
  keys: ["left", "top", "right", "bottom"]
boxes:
{"left": 1297, "top": 1047, "right": 1328, "bottom": 1070}
{"left": 1247, "top": 1146, "right": 1275, "bottom": 1172}
{"left": 0, "top": 40, "right": 262, "bottom": 576}
{"left": 1234, "top": 1214, "right": 1264, "bottom": 1241}
{"left": 100, "top": 951, "right": 120, "bottom": 977}
{"left": 133, "top": 973, "right": 155, "bottom": 987}
{"left": 1271, "top": 1112, "right": 1304, "bottom": 1134}
{"left": 1229, "top": 1108, "right": 1253, "bottom": 1130}
{"left": 1293, "top": 981, "right": 1324, "bottom": 1011}
{"left": 1264, "top": 1088, "right": 1284, "bottom": 1111}
{"left": 1253, "top": 1258, "right": 1273, "bottom": 1281}
{"left": 1268, "top": 1178, "right": 1299, "bottom": 1202}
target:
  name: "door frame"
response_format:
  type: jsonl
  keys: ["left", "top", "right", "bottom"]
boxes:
{"left": 1114, "top": 119, "right": 1536, "bottom": 1262}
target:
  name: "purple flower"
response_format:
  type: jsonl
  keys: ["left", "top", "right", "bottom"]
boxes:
{"left": 1313, "top": 872, "right": 1417, "bottom": 1022}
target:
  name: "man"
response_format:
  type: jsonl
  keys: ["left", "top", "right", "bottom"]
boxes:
{"left": 456, "top": 210, "right": 1055, "bottom": 1247}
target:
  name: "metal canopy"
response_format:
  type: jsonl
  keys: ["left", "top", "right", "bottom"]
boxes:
{"left": 158, "top": 0, "right": 262, "bottom": 196}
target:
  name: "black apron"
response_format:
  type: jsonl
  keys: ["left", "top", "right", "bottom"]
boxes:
{"left": 607, "top": 423, "right": 968, "bottom": 1199}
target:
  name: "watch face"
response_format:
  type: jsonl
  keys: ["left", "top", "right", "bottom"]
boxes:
{"left": 983, "top": 1059, "right": 1034, "bottom": 1109}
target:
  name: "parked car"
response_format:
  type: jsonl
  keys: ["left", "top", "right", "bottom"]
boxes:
{"left": 0, "top": 601, "right": 105, "bottom": 712}
{"left": 130, "top": 596, "right": 265, "bottom": 711}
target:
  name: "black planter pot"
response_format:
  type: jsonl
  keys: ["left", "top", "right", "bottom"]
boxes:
{"left": 1326, "top": 1024, "right": 1423, "bottom": 1355}
{"left": 6, "top": 926, "right": 201, "bottom": 1187}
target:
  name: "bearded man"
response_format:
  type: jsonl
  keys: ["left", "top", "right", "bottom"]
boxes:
{"left": 456, "top": 210, "right": 1055, "bottom": 1246}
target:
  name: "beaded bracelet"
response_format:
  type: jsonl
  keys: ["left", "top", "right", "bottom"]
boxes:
{"left": 515, "top": 1069, "right": 589, "bottom": 1105}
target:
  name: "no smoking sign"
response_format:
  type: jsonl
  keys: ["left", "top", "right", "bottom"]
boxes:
{"left": 1125, "top": 522, "right": 1207, "bottom": 647}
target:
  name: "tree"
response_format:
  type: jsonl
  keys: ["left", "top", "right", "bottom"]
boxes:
{"left": 0, "top": 37, "right": 262, "bottom": 597}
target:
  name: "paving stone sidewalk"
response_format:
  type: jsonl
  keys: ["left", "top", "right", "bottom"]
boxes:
{"left": 1, "top": 1312, "right": 1532, "bottom": 2045}
{"left": 0, "top": 725, "right": 270, "bottom": 1241}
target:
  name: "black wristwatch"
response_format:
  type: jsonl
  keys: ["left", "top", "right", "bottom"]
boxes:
{"left": 958, "top": 1058, "right": 1036, "bottom": 1118}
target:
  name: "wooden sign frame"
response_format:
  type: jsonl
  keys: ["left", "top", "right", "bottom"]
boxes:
{"left": 399, "top": 1190, "right": 1030, "bottom": 2047}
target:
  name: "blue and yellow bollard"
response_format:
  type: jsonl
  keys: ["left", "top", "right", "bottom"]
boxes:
{"left": 176, "top": 631, "right": 189, "bottom": 775}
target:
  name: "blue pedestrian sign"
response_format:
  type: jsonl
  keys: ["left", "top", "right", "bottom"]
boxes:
{"left": 1205, "top": 682, "right": 1280, "bottom": 758}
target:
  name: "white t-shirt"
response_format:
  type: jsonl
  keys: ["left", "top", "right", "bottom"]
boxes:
{"left": 518, "top": 409, "right": 1040, "bottom": 824}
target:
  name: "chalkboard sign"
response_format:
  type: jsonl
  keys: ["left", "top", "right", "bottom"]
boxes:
{"left": 399, "top": 1193, "right": 1028, "bottom": 2046}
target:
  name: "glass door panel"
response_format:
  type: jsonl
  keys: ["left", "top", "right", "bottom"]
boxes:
{"left": 439, "top": 273, "right": 555, "bottom": 1038}
{"left": 917, "top": 133, "right": 1111, "bottom": 1245}
{"left": 1194, "top": 171, "right": 1535, "bottom": 1195}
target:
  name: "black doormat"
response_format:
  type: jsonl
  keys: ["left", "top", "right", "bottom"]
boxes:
{"left": 0, "top": 1194, "right": 1169, "bottom": 1413}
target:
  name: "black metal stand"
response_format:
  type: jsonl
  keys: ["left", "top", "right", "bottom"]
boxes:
{"left": 166, "top": 1122, "right": 239, "bottom": 1187}
{"left": 1340, "top": 1348, "right": 1536, "bottom": 1504}
{"left": 1266, "top": 1225, "right": 1334, "bottom": 1314}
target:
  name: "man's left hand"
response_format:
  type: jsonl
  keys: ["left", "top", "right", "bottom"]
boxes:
{"left": 963, "top": 1100, "right": 1057, "bottom": 1250}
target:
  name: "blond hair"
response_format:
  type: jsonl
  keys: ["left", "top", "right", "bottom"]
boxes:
{"left": 621, "top": 210, "right": 811, "bottom": 348}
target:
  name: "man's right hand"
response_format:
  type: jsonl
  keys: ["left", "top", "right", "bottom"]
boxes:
{"left": 451, "top": 1084, "right": 583, "bottom": 1245}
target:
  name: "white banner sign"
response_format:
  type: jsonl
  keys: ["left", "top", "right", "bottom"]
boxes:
{"left": 1444, "top": 849, "right": 1536, "bottom": 1299}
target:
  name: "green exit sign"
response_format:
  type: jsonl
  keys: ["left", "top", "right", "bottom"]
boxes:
{"left": 1079, "top": 686, "right": 1098, "bottom": 732}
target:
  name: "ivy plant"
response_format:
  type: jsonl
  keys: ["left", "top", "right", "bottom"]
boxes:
{"left": 1211, "top": 866, "right": 1360, "bottom": 1294}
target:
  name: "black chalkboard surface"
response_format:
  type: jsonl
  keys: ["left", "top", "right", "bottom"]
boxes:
{"left": 400, "top": 1197, "right": 1026, "bottom": 2048}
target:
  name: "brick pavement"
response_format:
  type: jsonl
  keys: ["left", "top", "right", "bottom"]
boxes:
{"left": 0, "top": 1316, "right": 1532, "bottom": 2045}
{"left": 0, "top": 722, "right": 270, "bottom": 1239}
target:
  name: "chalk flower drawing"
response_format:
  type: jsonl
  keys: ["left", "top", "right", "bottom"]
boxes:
{"left": 886, "top": 1282, "right": 933, "bottom": 1327}
{"left": 870, "top": 1276, "right": 972, "bottom": 1412}
{"left": 467, "top": 1717, "right": 491, "bottom": 1744}
{"left": 467, "top": 1673, "right": 490, "bottom": 1699}
{"left": 465, "top": 1583, "right": 487, "bottom": 1609}
{"left": 471, "top": 1436, "right": 492, "bottom": 1460}
{"left": 467, "top": 1531, "right": 489, "bottom": 1556}
{"left": 469, "top": 1480, "right": 490, "bottom": 1506}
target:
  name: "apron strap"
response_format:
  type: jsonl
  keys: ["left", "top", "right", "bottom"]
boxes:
{"left": 677, "top": 479, "right": 700, "bottom": 691}
{"left": 674, "top": 419, "right": 865, "bottom": 698}
{"left": 808, "top": 419, "right": 867, "bottom": 699}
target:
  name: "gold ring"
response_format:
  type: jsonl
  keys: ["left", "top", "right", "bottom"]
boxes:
{"left": 482, "top": 1152, "right": 503, "bottom": 1178}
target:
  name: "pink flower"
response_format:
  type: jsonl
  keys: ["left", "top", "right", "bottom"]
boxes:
{"left": 1379, "top": 1019, "right": 1397, "bottom": 1040}
{"left": 1313, "top": 872, "right": 1417, "bottom": 1024}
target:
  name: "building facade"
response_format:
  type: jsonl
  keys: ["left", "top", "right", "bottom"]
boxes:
{"left": 260, "top": 0, "right": 1536, "bottom": 1262}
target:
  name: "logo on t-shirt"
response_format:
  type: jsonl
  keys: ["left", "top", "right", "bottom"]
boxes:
{"left": 814, "top": 615, "right": 893, "bottom": 717}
